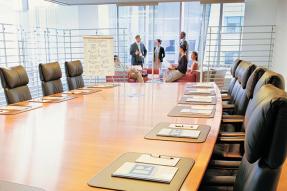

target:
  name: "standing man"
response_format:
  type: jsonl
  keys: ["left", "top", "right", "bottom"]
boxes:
{"left": 130, "top": 35, "right": 147, "bottom": 68}
{"left": 179, "top": 31, "right": 189, "bottom": 58}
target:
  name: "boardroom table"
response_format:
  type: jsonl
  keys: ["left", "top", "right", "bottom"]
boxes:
{"left": 0, "top": 83, "right": 285, "bottom": 191}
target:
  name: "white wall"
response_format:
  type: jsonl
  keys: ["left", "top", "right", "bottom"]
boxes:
{"left": 244, "top": 0, "right": 278, "bottom": 26}
{"left": 241, "top": 0, "right": 278, "bottom": 68}
{"left": 78, "top": 5, "right": 98, "bottom": 29}
{"left": 244, "top": 0, "right": 287, "bottom": 89}
{"left": 272, "top": 0, "right": 287, "bottom": 89}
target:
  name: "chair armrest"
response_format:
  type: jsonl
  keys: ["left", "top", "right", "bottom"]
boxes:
{"left": 219, "top": 132, "right": 245, "bottom": 137}
{"left": 209, "top": 160, "right": 241, "bottom": 169}
{"left": 223, "top": 104, "right": 235, "bottom": 110}
{"left": 202, "top": 175, "right": 236, "bottom": 186}
{"left": 217, "top": 136, "right": 245, "bottom": 143}
{"left": 221, "top": 115, "right": 244, "bottom": 124}
{"left": 222, "top": 118, "right": 244, "bottom": 124}
{"left": 222, "top": 95, "right": 231, "bottom": 101}
{"left": 222, "top": 115, "right": 244, "bottom": 119}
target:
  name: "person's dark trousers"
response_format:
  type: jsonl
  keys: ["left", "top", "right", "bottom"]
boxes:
{"left": 131, "top": 63, "right": 143, "bottom": 68}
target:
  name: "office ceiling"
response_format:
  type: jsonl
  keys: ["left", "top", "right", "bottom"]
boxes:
{"left": 45, "top": 0, "right": 244, "bottom": 5}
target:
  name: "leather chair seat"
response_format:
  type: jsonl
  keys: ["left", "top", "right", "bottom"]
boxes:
{"left": 65, "top": 60, "right": 85, "bottom": 90}
{"left": 0, "top": 65, "right": 32, "bottom": 104}
{"left": 39, "top": 62, "right": 64, "bottom": 96}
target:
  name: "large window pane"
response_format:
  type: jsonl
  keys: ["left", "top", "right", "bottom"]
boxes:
{"left": 182, "top": 2, "right": 204, "bottom": 66}
{"left": 154, "top": 2, "right": 180, "bottom": 67}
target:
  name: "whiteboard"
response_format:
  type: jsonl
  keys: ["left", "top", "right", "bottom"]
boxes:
{"left": 83, "top": 35, "right": 114, "bottom": 77}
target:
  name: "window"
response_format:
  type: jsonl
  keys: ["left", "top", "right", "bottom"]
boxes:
{"left": 224, "top": 16, "right": 243, "bottom": 33}
{"left": 224, "top": 51, "right": 239, "bottom": 65}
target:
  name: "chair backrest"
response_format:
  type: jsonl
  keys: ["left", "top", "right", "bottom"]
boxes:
{"left": 65, "top": 60, "right": 85, "bottom": 90}
{"left": 230, "top": 60, "right": 256, "bottom": 115}
{"left": 0, "top": 65, "right": 32, "bottom": 104}
{"left": 253, "top": 70, "right": 285, "bottom": 96}
{"left": 234, "top": 84, "right": 287, "bottom": 191}
{"left": 228, "top": 59, "right": 242, "bottom": 94}
{"left": 39, "top": 62, "right": 63, "bottom": 96}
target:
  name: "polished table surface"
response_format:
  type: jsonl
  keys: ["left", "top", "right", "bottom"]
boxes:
{"left": 0, "top": 83, "right": 285, "bottom": 191}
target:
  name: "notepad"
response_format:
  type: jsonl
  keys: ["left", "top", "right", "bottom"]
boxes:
{"left": 180, "top": 108, "right": 213, "bottom": 115}
{"left": 112, "top": 162, "right": 178, "bottom": 183}
{"left": 157, "top": 128, "right": 201, "bottom": 139}
{"left": 186, "top": 96, "right": 213, "bottom": 103}
{"left": 136, "top": 154, "right": 180, "bottom": 167}
{"left": 189, "top": 83, "right": 213, "bottom": 88}
{"left": 168, "top": 123, "right": 199, "bottom": 130}
{"left": 0, "top": 105, "right": 30, "bottom": 111}
{"left": 190, "top": 105, "right": 214, "bottom": 110}
{"left": 187, "top": 89, "right": 213, "bottom": 94}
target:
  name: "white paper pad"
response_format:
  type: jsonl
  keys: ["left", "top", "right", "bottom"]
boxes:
{"left": 188, "top": 83, "right": 213, "bottom": 88}
{"left": 157, "top": 128, "right": 201, "bottom": 139}
{"left": 112, "top": 162, "right": 178, "bottom": 183}
{"left": 187, "top": 89, "right": 213, "bottom": 94}
{"left": 186, "top": 96, "right": 213, "bottom": 103}
{"left": 190, "top": 105, "right": 214, "bottom": 110}
{"left": 136, "top": 154, "right": 180, "bottom": 167}
{"left": 180, "top": 108, "right": 213, "bottom": 115}
{"left": 168, "top": 123, "right": 199, "bottom": 130}
{"left": 0, "top": 105, "right": 29, "bottom": 111}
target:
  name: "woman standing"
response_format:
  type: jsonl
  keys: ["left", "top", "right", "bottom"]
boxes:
{"left": 153, "top": 39, "right": 165, "bottom": 70}
{"left": 165, "top": 45, "right": 188, "bottom": 82}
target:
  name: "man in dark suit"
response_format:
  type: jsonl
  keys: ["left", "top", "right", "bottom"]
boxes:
{"left": 179, "top": 31, "right": 189, "bottom": 59}
{"left": 130, "top": 35, "right": 147, "bottom": 67}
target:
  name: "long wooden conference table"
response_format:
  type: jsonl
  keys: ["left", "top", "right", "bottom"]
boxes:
{"left": 0, "top": 83, "right": 286, "bottom": 191}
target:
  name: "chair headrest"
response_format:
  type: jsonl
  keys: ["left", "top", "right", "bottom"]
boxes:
{"left": 253, "top": 70, "right": 285, "bottom": 96}
{"left": 244, "top": 84, "right": 287, "bottom": 168}
{"left": 65, "top": 60, "right": 83, "bottom": 77}
{"left": 0, "top": 65, "right": 29, "bottom": 89}
{"left": 231, "top": 59, "right": 242, "bottom": 77}
{"left": 245, "top": 67, "right": 266, "bottom": 99}
{"left": 235, "top": 61, "right": 256, "bottom": 89}
{"left": 39, "top": 62, "right": 62, "bottom": 82}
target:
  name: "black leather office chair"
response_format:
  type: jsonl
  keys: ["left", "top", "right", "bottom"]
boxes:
{"left": 224, "top": 60, "right": 256, "bottom": 115}
{"left": 222, "top": 67, "right": 266, "bottom": 121}
{"left": 221, "top": 69, "right": 285, "bottom": 131}
{"left": 214, "top": 69, "right": 285, "bottom": 162}
{"left": 221, "top": 59, "right": 242, "bottom": 101}
{"left": 39, "top": 62, "right": 63, "bottom": 96}
{"left": 65, "top": 60, "right": 85, "bottom": 90}
{"left": 0, "top": 65, "right": 32, "bottom": 104}
{"left": 200, "top": 84, "right": 287, "bottom": 191}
